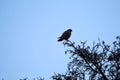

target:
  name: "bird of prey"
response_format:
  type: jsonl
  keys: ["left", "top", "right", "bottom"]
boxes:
{"left": 57, "top": 29, "right": 72, "bottom": 41}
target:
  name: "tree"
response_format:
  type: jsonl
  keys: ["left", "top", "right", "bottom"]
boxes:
{"left": 52, "top": 36, "right": 120, "bottom": 80}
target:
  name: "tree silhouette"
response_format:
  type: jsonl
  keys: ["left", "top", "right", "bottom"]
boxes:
{"left": 52, "top": 36, "right": 120, "bottom": 80}
{"left": 17, "top": 36, "right": 120, "bottom": 80}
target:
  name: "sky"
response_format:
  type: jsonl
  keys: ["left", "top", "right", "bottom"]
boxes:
{"left": 0, "top": 0, "right": 120, "bottom": 80}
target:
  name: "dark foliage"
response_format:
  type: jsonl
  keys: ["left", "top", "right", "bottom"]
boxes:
{"left": 52, "top": 36, "right": 120, "bottom": 80}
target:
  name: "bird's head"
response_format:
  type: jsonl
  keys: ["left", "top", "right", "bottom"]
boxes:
{"left": 68, "top": 29, "right": 72, "bottom": 32}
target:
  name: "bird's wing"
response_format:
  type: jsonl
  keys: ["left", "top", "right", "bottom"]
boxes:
{"left": 60, "top": 30, "right": 70, "bottom": 39}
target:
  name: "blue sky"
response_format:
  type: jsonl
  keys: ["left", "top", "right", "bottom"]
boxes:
{"left": 0, "top": 0, "right": 120, "bottom": 80}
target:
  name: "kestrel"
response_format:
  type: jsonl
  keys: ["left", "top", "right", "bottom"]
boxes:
{"left": 57, "top": 29, "right": 72, "bottom": 41}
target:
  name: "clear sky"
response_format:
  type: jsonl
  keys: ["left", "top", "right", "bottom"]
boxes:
{"left": 0, "top": 0, "right": 120, "bottom": 80}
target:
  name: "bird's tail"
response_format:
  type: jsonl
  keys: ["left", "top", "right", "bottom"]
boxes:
{"left": 57, "top": 37, "right": 63, "bottom": 41}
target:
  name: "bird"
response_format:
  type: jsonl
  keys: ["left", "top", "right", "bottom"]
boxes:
{"left": 57, "top": 29, "right": 72, "bottom": 41}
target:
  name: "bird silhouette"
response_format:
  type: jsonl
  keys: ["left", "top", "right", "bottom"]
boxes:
{"left": 58, "top": 29, "right": 72, "bottom": 41}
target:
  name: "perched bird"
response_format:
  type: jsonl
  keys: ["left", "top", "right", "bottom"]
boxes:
{"left": 57, "top": 29, "right": 72, "bottom": 41}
